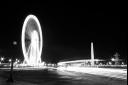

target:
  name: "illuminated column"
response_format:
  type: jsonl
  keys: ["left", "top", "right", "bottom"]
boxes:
{"left": 91, "top": 42, "right": 94, "bottom": 66}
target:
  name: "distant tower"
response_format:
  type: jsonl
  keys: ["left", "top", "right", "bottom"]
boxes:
{"left": 91, "top": 42, "right": 94, "bottom": 66}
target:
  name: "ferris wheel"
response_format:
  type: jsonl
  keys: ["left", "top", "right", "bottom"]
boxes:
{"left": 21, "top": 14, "right": 43, "bottom": 66}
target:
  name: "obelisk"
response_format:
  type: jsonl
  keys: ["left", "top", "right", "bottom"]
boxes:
{"left": 91, "top": 42, "right": 94, "bottom": 66}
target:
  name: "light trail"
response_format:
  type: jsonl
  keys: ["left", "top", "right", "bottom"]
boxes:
{"left": 57, "top": 67, "right": 127, "bottom": 79}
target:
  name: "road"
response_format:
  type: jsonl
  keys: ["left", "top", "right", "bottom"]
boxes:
{"left": 0, "top": 67, "right": 127, "bottom": 85}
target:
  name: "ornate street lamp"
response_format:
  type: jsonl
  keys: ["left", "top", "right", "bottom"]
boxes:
{"left": 6, "top": 41, "right": 17, "bottom": 83}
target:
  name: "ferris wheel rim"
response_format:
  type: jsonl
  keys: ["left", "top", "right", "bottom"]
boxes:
{"left": 21, "top": 14, "right": 43, "bottom": 64}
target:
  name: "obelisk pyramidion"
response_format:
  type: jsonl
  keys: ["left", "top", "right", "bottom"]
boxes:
{"left": 91, "top": 42, "right": 94, "bottom": 66}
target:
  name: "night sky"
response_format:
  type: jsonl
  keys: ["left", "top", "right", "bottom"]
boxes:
{"left": 0, "top": 2, "right": 127, "bottom": 63}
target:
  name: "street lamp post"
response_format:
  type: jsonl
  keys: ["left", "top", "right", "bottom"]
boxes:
{"left": 6, "top": 41, "right": 17, "bottom": 83}
{"left": 0, "top": 57, "right": 4, "bottom": 63}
